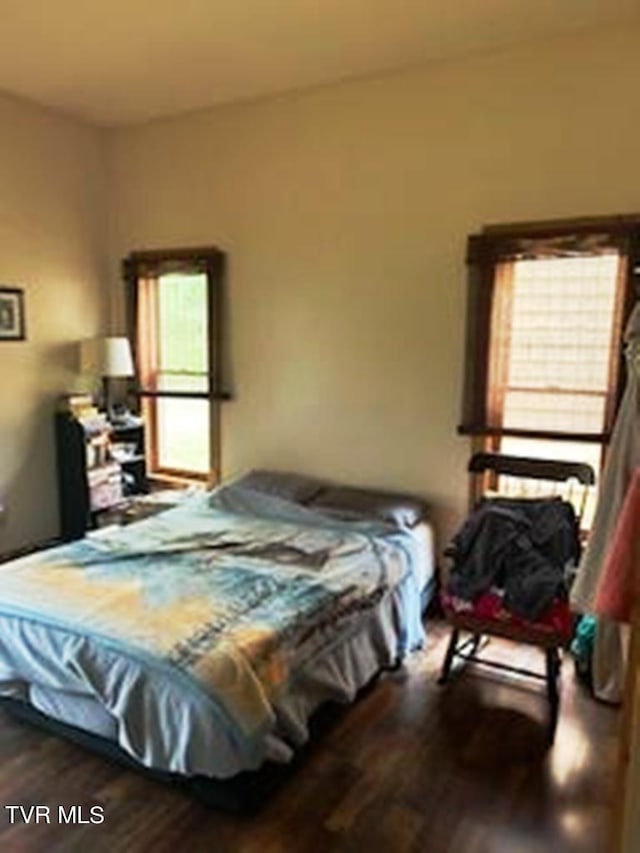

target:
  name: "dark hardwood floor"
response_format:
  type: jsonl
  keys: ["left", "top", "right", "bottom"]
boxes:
{"left": 0, "top": 620, "right": 620, "bottom": 852}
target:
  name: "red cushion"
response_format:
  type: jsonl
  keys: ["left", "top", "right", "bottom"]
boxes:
{"left": 441, "top": 589, "right": 573, "bottom": 640}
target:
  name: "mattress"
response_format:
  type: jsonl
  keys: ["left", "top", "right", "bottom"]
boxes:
{"left": 0, "top": 482, "right": 434, "bottom": 780}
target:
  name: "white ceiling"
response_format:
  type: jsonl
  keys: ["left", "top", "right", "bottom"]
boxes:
{"left": 0, "top": 0, "right": 638, "bottom": 127}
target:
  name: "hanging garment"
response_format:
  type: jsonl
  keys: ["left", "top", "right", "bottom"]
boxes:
{"left": 595, "top": 468, "right": 640, "bottom": 624}
{"left": 571, "top": 304, "right": 640, "bottom": 702}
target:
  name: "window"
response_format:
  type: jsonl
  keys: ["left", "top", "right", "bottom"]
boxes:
{"left": 459, "top": 219, "right": 638, "bottom": 522}
{"left": 123, "top": 248, "right": 226, "bottom": 482}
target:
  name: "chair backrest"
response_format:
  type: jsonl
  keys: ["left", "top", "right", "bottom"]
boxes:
{"left": 468, "top": 453, "right": 596, "bottom": 524}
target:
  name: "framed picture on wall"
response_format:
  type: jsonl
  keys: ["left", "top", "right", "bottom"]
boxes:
{"left": 0, "top": 287, "right": 26, "bottom": 341}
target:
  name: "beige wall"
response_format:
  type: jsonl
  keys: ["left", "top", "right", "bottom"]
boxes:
{"left": 1, "top": 24, "right": 639, "bottom": 552}
{"left": 0, "top": 94, "right": 108, "bottom": 552}
{"left": 106, "top": 24, "right": 640, "bottom": 549}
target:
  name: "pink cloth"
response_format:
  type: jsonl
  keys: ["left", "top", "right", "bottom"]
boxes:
{"left": 441, "top": 590, "right": 573, "bottom": 639}
{"left": 594, "top": 468, "right": 640, "bottom": 624}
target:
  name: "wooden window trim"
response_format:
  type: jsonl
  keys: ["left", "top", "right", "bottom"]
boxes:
{"left": 483, "top": 212, "right": 640, "bottom": 239}
{"left": 122, "top": 246, "right": 228, "bottom": 484}
{"left": 458, "top": 215, "right": 639, "bottom": 442}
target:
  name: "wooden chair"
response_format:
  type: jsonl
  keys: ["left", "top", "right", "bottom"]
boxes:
{"left": 438, "top": 452, "right": 596, "bottom": 745}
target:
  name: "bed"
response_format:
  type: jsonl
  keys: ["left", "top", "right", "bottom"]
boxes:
{"left": 0, "top": 471, "right": 434, "bottom": 802}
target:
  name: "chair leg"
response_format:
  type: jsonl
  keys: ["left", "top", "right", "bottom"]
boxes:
{"left": 545, "top": 647, "right": 561, "bottom": 745}
{"left": 438, "top": 628, "right": 459, "bottom": 685}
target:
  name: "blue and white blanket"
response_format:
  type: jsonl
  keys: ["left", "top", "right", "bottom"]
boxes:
{"left": 0, "top": 484, "right": 426, "bottom": 778}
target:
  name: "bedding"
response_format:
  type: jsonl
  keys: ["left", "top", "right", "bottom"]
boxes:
{"left": 231, "top": 470, "right": 324, "bottom": 504}
{"left": 0, "top": 479, "right": 433, "bottom": 780}
{"left": 234, "top": 470, "right": 429, "bottom": 529}
{"left": 306, "top": 485, "right": 427, "bottom": 528}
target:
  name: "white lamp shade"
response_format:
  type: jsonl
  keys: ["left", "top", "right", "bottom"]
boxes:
{"left": 81, "top": 336, "right": 134, "bottom": 378}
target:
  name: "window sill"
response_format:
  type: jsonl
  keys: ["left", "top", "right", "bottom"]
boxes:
{"left": 147, "top": 472, "right": 209, "bottom": 490}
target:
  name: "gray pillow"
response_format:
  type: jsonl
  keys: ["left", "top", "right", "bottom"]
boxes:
{"left": 236, "top": 470, "right": 325, "bottom": 504}
{"left": 308, "top": 485, "right": 428, "bottom": 529}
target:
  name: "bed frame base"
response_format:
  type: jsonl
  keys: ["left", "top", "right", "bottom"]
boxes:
{"left": 0, "top": 697, "right": 289, "bottom": 812}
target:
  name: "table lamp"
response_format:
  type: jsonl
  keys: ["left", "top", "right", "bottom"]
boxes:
{"left": 80, "top": 336, "right": 134, "bottom": 419}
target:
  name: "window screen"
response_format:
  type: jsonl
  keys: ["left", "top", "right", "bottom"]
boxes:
{"left": 497, "top": 254, "right": 622, "bottom": 435}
